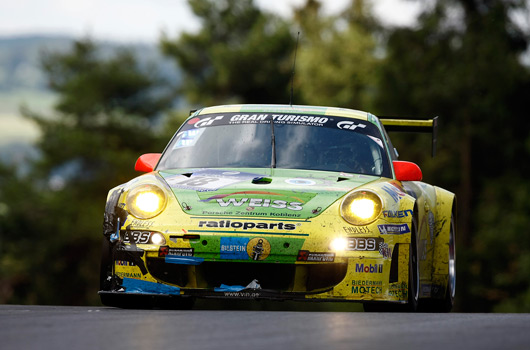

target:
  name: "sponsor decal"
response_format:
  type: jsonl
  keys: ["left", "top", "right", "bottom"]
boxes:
{"left": 159, "top": 247, "right": 194, "bottom": 257}
{"left": 223, "top": 291, "right": 261, "bottom": 298}
{"left": 219, "top": 237, "right": 271, "bottom": 261}
{"left": 337, "top": 121, "right": 367, "bottom": 131}
{"left": 343, "top": 226, "right": 372, "bottom": 234}
{"left": 382, "top": 209, "right": 413, "bottom": 218}
{"left": 192, "top": 115, "right": 225, "bottom": 128}
{"left": 216, "top": 198, "right": 303, "bottom": 211}
{"left": 378, "top": 224, "right": 410, "bottom": 235}
{"left": 123, "top": 231, "right": 153, "bottom": 244}
{"left": 388, "top": 282, "right": 408, "bottom": 299}
{"left": 285, "top": 178, "right": 316, "bottom": 186}
{"left": 297, "top": 250, "right": 335, "bottom": 262}
{"left": 428, "top": 211, "right": 435, "bottom": 244}
{"left": 379, "top": 242, "right": 392, "bottom": 259}
{"left": 189, "top": 113, "right": 333, "bottom": 128}
{"left": 351, "top": 280, "right": 383, "bottom": 295}
{"left": 198, "top": 220, "right": 297, "bottom": 231}
{"left": 115, "top": 271, "right": 142, "bottom": 279}
{"left": 347, "top": 237, "right": 384, "bottom": 251}
{"left": 129, "top": 219, "right": 155, "bottom": 228}
{"left": 230, "top": 114, "right": 269, "bottom": 123}
{"left": 355, "top": 263, "right": 383, "bottom": 273}
{"left": 173, "top": 129, "right": 204, "bottom": 149}
{"left": 367, "top": 135, "right": 384, "bottom": 148}
{"left": 115, "top": 260, "right": 135, "bottom": 266}
{"left": 352, "top": 280, "right": 383, "bottom": 286}
{"left": 220, "top": 237, "right": 250, "bottom": 260}
{"left": 272, "top": 114, "right": 329, "bottom": 126}
{"left": 247, "top": 237, "right": 271, "bottom": 261}
{"left": 381, "top": 184, "right": 406, "bottom": 203}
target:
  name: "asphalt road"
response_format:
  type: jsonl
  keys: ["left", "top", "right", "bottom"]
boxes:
{"left": 2, "top": 303, "right": 529, "bottom": 350}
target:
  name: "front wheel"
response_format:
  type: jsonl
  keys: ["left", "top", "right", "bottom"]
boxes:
{"left": 99, "top": 238, "right": 112, "bottom": 291}
{"left": 419, "top": 213, "right": 456, "bottom": 312}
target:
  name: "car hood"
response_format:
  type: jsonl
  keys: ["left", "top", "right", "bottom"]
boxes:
{"left": 157, "top": 168, "right": 379, "bottom": 220}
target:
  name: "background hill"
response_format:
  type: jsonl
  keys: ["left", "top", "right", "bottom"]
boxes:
{"left": 0, "top": 35, "right": 180, "bottom": 164}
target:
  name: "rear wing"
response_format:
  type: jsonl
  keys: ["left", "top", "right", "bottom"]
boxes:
{"left": 379, "top": 116, "right": 438, "bottom": 157}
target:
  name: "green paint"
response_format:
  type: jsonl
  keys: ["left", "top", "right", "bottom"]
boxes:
{"left": 189, "top": 235, "right": 306, "bottom": 263}
{"left": 159, "top": 168, "right": 377, "bottom": 219}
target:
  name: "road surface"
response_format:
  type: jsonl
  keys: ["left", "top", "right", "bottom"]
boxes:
{"left": 1, "top": 303, "right": 529, "bottom": 350}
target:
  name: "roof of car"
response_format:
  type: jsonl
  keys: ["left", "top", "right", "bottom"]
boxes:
{"left": 196, "top": 104, "right": 371, "bottom": 121}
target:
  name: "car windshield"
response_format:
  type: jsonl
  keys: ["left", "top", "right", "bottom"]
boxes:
{"left": 157, "top": 112, "right": 392, "bottom": 177}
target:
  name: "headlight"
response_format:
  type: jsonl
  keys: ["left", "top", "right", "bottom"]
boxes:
{"left": 150, "top": 232, "right": 166, "bottom": 245}
{"left": 126, "top": 184, "right": 167, "bottom": 219}
{"left": 340, "top": 190, "right": 382, "bottom": 225}
{"left": 330, "top": 237, "right": 348, "bottom": 251}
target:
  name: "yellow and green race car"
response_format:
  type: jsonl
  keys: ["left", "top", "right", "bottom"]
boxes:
{"left": 99, "top": 104, "right": 456, "bottom": 312}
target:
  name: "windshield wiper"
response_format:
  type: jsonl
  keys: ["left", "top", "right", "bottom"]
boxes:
{"left": 270, "top": 115, "right": 276, "bottom": 169}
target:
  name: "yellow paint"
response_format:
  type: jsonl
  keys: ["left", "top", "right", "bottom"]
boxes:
{"left": 107, "top": 170, "right": 455, "bottom": 304}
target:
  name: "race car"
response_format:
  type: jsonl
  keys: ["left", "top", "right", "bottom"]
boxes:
{"left": 99, "top": 104, "right": 456, "bottom": 312}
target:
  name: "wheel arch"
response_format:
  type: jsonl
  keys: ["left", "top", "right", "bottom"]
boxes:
{"left": 431, "top": 186, "right": 456, "bottom": 298}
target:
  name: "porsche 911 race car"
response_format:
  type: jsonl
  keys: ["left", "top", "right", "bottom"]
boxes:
{"left": 99, "top": 104, "right": 456, "bottom": 312}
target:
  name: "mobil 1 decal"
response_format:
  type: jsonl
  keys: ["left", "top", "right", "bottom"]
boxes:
{"left": 164, "top": 169, "right": 261, "bottom": 192}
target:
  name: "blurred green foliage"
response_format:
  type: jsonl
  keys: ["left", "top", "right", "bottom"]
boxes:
{"left": 1, "top": 0, "right": 529, "bottom": 311}
{"left": 160, "top": 0, "right": 295, "bottom": 105}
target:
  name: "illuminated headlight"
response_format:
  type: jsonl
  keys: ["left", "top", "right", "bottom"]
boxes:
{"left": 126, "top": 184, "right": 167, "bottom": 219}
{"left": 340, "top": 190, "right": 382, "bottom": 225}
{"left": 330, "top": 237, "right": 348, "bottom": 252}
{"left": 150, "top": 233, "right": 166, "bottom": 245}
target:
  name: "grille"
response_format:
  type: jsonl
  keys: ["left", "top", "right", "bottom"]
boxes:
{"left": 146, "top": 258, "right": 347, "bottom": 292}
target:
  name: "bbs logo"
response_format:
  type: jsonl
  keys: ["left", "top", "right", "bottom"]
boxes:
{"left": 347, "top": 237, "right": 384, "bottom": 251}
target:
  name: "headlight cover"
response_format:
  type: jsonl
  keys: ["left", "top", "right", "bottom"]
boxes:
{"left": 340, "top": 190, "right": 382, "bottom": 226}
{"left": 126, "top": 183, "right": 167, "bottom": 219}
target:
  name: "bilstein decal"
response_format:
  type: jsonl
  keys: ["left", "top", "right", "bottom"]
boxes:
{"left": 247, "top": 237, "right": 271, "bottom": 261}
{"left": 220, "top": 237, "right": 249, "bottom": 260}
{"left": 198, "top": 220, "right": 296, "bottom": 231}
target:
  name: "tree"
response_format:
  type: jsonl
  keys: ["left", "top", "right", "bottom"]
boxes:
{"left": 0, "top": 39, "right": 174, "bottom": 305}
{"left": 294, "top": 0, "right": 382, "bottom": 110}
{"left": 376, "top": 0, "right": 530, "bottom": 311}
{"left": 160, "top": 0, "right": 295, "bottom": 106}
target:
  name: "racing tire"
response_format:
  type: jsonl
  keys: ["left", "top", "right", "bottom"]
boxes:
{"left": 99, "top": 237, "right": 112, "bottom": 291}
{"left": 406, "top": 221, "right": 420, "bottom": 311}
{"left": 418, "top": 213, "right": 456, "bottom": 312}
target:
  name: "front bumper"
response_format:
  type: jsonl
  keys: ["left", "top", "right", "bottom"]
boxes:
{"left": 102, "top": 239, "right": 411, "bottom": 303}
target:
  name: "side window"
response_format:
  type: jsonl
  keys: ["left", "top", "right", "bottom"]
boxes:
{"left": 380, "top": 124, "right": 399, "bottom": 160}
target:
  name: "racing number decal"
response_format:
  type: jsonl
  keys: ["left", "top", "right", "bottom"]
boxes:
{"left": 166, "top": 176, "right": 244, "bottom": 191}
{"left": 173, "top": 177, "right": 219, "bottom": 187}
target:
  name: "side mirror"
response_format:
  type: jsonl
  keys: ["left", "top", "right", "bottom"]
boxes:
{"left": 393, "top": 161, "right": 423, "bottom": 181}
{"left": 135, "top": 153, "right": 162, "bottom": 172}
